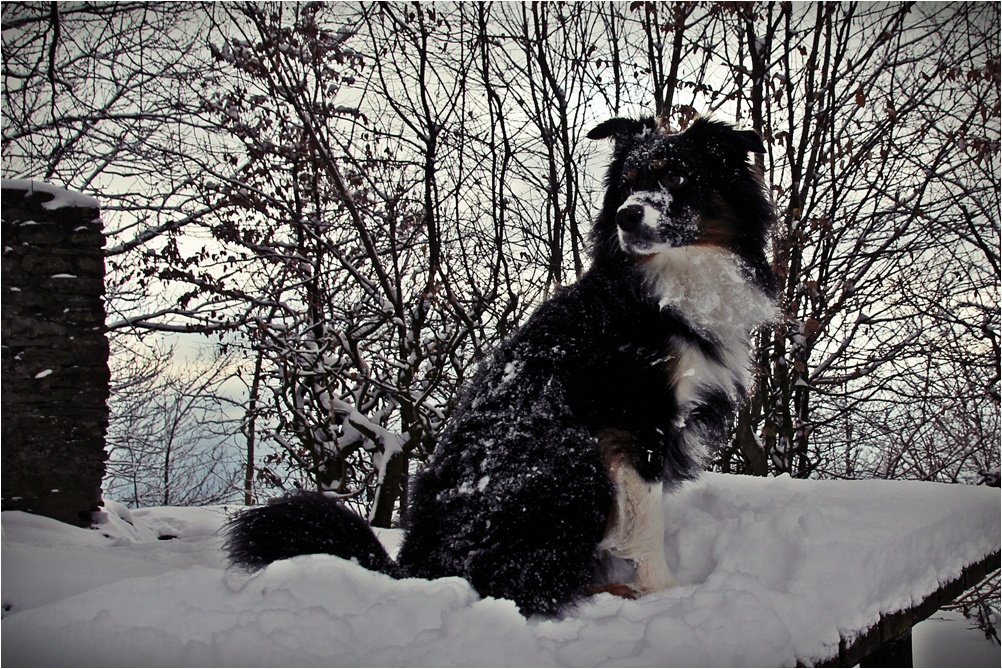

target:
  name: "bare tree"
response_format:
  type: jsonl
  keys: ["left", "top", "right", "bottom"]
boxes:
{"left": 693, "top": 2, "right": 1000, "bottom": 481}
{"left": 4, "top": 2, "right": 997, "bottom": 522}
{"left": 105, "top": 338, "right": 242, "bottom": 507}
{"left": 3, "top": 2, "right": 223, "bottom": 260}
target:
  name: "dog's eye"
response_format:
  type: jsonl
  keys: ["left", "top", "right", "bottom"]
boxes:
{"left": 662, "top": 174, "right": 687, "bottom": 189}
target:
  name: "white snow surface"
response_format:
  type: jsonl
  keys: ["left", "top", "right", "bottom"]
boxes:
{"left": 2, "top": 474, "right": 998, "bottom": 667}
{"left": 1, "top": 178, "right": 100, "bottom": 210}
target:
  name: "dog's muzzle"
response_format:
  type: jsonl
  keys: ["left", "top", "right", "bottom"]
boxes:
{"left": 616, "top": 204, "right": 645, "bottom": 232}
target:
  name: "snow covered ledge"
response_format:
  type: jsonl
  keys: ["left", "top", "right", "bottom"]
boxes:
{"left": 828, "top": 551, "right": 998, "bottom": 667}
{"left": 1, "top": 474, "right": 999, "bottom": 667}
{"left": 658, "top": 474, "right": 1000, "bottom": 667}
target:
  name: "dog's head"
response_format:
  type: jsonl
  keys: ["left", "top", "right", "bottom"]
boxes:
{"left": 588, "top": 116, "right": 775, "bottom": 291}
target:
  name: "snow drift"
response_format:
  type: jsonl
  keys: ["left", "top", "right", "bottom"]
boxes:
{"left": 2, "top": 473, "right": 999, "bottom": 667}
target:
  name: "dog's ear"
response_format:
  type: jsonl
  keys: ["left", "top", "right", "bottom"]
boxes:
{"left": 587, "top": 117, "right": 656, "bottom": 142}
{"left": 736, "top": 129, "right": 766, "bottom": 154}
{"left": 686, "top": 117, "right": 766, "bottom": 156}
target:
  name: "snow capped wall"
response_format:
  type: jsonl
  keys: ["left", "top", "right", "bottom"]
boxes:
{"left": 0, "top": 179, "right": 101, "bottom": 211}
{"left": 1, "top": 180, "right": 109, "bottom": 526}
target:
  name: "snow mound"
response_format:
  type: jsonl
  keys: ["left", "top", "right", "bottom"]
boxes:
{"left": 2, "top": 474, "right": 998, "bottom": 667}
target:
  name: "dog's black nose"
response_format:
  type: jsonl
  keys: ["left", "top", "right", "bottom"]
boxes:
{"left": 616, "top": 204, "right": 645, "bottom": 232}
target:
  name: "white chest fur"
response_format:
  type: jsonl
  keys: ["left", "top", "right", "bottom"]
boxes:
{"left": 643, "top": 245, "right": 777, "bottom": 412}
{"left": 642, "top": 245, "right": 777, "bottom": 345}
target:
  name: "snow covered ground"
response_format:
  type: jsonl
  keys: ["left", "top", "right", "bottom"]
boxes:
{"left": 2, "top": 473, "right": 999, "bottom": 667}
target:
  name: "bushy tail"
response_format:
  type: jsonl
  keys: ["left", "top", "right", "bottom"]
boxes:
{"left": 223, "top": 491, "right": 403, "bottom": 578}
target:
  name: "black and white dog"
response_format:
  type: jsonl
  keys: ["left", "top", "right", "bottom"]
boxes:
{"left": 224, "top": 116, "right": 778, "bottom": 616}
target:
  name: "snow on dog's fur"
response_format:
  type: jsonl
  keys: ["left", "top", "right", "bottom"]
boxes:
{"left": 224, "top": 116, "right": 778, "bottom": 616}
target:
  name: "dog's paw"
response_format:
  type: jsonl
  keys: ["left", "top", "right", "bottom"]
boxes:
{"left": 585, "top": 582, "right": 641, "bottom": 600}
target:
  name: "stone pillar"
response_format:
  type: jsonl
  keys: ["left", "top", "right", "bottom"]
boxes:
{"left": 1, "top": 180, "right": 109, "bottom": 526}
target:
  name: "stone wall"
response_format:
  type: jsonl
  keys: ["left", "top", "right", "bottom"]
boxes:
{"left": 2, "top": 180, "right": 109, "bottom": 527}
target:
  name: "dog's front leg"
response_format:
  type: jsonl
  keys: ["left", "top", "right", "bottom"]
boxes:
{"left": 599, "top": 455, "right": 676, "bottom": 595}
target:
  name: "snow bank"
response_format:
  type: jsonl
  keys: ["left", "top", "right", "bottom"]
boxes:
{"left": 2, "top": 474, "right": 998, "bottom": 667}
